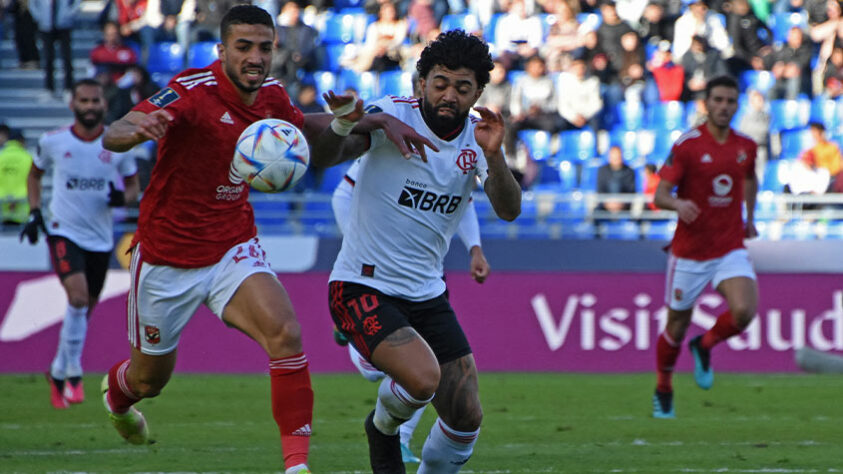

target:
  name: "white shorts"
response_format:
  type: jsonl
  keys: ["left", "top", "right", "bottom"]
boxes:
{"left": 664, "top": 248, "right": 756, "bottom": 311}
{"left": 127, "top": 238, "right": 276, "bottom": 355}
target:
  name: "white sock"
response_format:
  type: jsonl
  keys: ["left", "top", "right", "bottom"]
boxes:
{"left": 418, "top": 418, "right": 479, "bottom": 474}
{"left": 49, "top": 341, "right": 67, "bottom": 380}
{"left": 400, "top": 404, "right": 426, "bottom": 446}
{"left": 284, "top": 463, "right": 309, "bottom": 474}
{"left": 61, "top": 305, "right": 88, "bottom": 378}
{"left": 348, "top": 344, "right": 385, "bottom": 382}
{"left": 373, "top": 377, "right": 432, "bottom": 435}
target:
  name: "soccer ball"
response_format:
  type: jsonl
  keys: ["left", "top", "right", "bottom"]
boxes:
{"left": 231, "top": 119, "right": 310, "bottom": 193}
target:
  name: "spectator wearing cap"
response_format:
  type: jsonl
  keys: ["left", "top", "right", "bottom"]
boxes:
{"left": 725, "top": 0, "right": 773, "bottom": 76}
{"left": 767, "top": 25, "right": 813, "bottom": 99}
{"left": 671, "top": 0, "right": 731, "bottom": 59}
{"left": 648, "top": 39, "right": 685, "bottom": 101}
{"left": 0, "top": 128, "right": 33, "bottom": 225}
{"left": 680, "top": 34, "right": 728, "bottom": 100}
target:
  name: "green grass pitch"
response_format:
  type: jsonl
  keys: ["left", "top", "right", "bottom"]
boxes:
{"left": 1, "top": 372, "right": 841, "bottom": 473}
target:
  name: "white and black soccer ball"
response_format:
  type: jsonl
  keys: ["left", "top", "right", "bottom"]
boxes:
{"left": 231, "top": 118, "right": 310, "bottom": 193}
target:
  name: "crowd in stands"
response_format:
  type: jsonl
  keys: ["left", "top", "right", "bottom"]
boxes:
{"left": 2, "top": 0, "right": 843, "bottom": 224}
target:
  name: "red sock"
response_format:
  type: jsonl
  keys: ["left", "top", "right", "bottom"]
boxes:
{"left": 701, "top": 311, "right": 741, "bottom": 350}
{"left": 656, "top": 332, "right": 681, "bottom": 393}
{"left": 106, "top": 359, "right": 140, "bottom": 414}
{"left": 269, "top": 353, "right": 313, "bottom": 470}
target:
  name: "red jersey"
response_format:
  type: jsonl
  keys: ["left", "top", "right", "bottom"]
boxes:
{"left": 132, "top": 60, "right": 304, "bottom": 267}
{"left": 658, "top": 124, "right": 757, "bottom": 260}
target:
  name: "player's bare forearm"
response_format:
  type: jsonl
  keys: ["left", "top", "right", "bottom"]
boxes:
{"left": 744, "top": 175, "right": 758, "bottom": 224}
{"left": 303, "top": 114, "right": 370, "bottom": 167}
{"left": 124, "top": 174, "right": 141, "bottom": 204}
{"left": 483, "top": 149, "right": 521, "bottom": 221}
{"left": 104, "top": 110, "right": 172, "bottom": 152}
{"left": 653, "top": 179, "right": 678, "bottom": 211}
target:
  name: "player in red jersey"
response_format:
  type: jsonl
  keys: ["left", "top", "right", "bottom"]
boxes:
{"left": 98, "top": 5, "right": 434, "bottom": 473}
{"left": 651, "top": 75, "right": 759, "bottom": 418}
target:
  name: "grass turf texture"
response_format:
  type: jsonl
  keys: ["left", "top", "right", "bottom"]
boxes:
{"left": 1, "top": 373, "right": 841, "bottom": 473}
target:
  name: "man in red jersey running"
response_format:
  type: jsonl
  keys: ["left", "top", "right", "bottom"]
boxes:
{"left": 99, "top": 5, "right": 434, "bottom": 473}
{"left": 651, "top": 75, "right": 759, "bottom": 418}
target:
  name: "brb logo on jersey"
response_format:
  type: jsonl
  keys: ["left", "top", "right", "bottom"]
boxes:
{"left": 456, "top": 148, "right": 477, "bottom": 174}
{"left": 398, "top": 182, "right": 462, "bottom": 214}
{"left": 709, "top": 174, "right": 734, "bottom": 207}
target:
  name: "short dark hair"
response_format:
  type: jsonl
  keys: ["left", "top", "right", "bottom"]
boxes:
{"left": 220, "top": 4, "right": 274, "bottom": 41}
{"left": 416, "top": 30, "right": 494, "bottom": 89}
{"left": 809, "top": 121, "right": 826, "bottom": 132}
{"left": 72, "top": 78, "right": 103, "bottom": 98}
{"left": 704, "top": 75, "right": 739, "bottom": 98}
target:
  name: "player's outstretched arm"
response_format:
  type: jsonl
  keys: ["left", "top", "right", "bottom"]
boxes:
{"left": 104, "top": 110, "right": 173, "bottom": 152}
{"left": 475, "top": 106, "right": 520, "bottom": 221}
{"left": 654, "top": 178, "right": 700, "bottom": 223}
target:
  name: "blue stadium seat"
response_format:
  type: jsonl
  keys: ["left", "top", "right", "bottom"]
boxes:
{"left": 822, "top": 220, "right": 843, "bottom": 239}
{"left": 507, "top": 70, "right": 527, "bottom": 84}
{"left": 322, "top": 43, "right": 357, "bottom": 72}
{"left": 378, "top": 69, "right": 414, "bottom": 97}
{"left": 440, "top": 13, "right": 481, "bottom": 33}
{"left": 557, "top": 129, "right": 597, "bottom": 163}
{"left": 769, "top": 99, "right": 810, "bottom": 132}
{"left": 310, "top": 71, "right": 337, "bottom": 104}
{"left": 739, "top": 70, "right": 775, "bottom": 95}
{"left": 809, "top": 97, "right": 842, "bottom": 130}
{"left": 538, "top": 160, "right": 578, "bottom": 191}
{"left": 779, "top": 127, "right": 812, "bottom": 159}
{"left": 755, "top": 191, "right": 779, "bottom": 221}
{"left": 560, "top": 220, "right": 596, "bottom": 239}
{"left": 483, "top": 13, "right": 504, "bottom": 43}
{"left": 609, "top": 129, "right": 642, "bottom": 161}
{"left": 643, "top": 220, "right": 677, "bottom": 241}
{"left": 601, "top": 220, "right": 641, "bottom": 240}
{"left": 338, "top": 69, "right": 378, "bottom": 102}
{"left": 615, "top": 101, "right": 644, "bottom": 130}
{"left": 319, "top": 12, "right": 368, "bottom": 44}
{"left": 147, "top": 42, "right": 185, "bottom": 73}
{"left": 646, "top": 101, "right": 685, "bottom": 131}
{"left": 579, "top": 162, "right": 600, "bottom": 191}
{"left": 782, "top": 220, "right": 815, "bottom": 240}
{"left": 770, "top": 11, "right": 807, "bottom": 44}
{"left": 187, "top": 41, "right": 218, "bottom": 68}
{"left": 334, "top": 0, "right": 365, "bottom": 9}
{"left": 761, "top": 158, "right": 794, "bottom": 192}
{"left": 316, "top": 161, "right": 352, "bottom": 193}
{"left": 650, "top": 129, "right": 683, "bottom": 164}
{"left": 518, "top": 129, "right": 553, "bottom": 161}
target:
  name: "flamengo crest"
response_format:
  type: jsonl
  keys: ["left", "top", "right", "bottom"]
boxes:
{"left": 456, "top": 148, "right": 477, "bottom": 174}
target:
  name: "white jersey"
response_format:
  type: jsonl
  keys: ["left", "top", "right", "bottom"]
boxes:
{"left": 329, "top": 96, "right": 489, "bottom": 301}
{"left": 34, "top": 126, "right": 136, "bottom": 252}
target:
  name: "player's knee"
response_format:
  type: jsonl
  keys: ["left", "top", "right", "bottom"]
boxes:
{"left": 265, "top": 318, "right": 303, "bottom": 355}
{"left": 731, "top": 305, "right": 757, "bottom": 329}
{"left": 404, "top": 366, "right": 440, "bottom": 401}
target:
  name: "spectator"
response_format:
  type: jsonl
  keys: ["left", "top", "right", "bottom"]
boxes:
{"left": 638, "top": 0, "right": 676, "bottom": 45}
{"left": 768, "top": 26, "right": 813, "bottom": 99}
{"left": 680, "top": 35, "right": 728, "bottom": 101}
{"left": 596, "top": 0, "right": 636, "bottom": 72}
{"left": 30, "top": 0, "right": 80, "bottom": 95}
{"left": 475, "top": 58, "right": 512, "bottom": 118}
{"left": 648, "top": 39, "right": 685, "bottom": 101}
{"left": 725, "top": 0, "right": 772, "bottom": 76}
{"left": 806, "top": 0, "right": 833, "bottom": 24}
{"left": 104, "top": 65, "right": 161, "bottom": 124}
{"left": 580, "top": 29, "right": 612, "bottom": 83}
{"left": 407, "top": 0, "right": 442, "bottom": 42}
{"left": 805, "top": 122, "right": 843, "bottom": 189}
{"left": 114, "top": 0, "right": 164, "bottom": 66}
{"left": 192, "top": 0, "right": 242, "bottom": 42}
{"left": 642, "top": 162, "right": 660, "bottom": 210}
{"left": 272, "top": 0, "right": 319, "bottom": 94}
{"left": 5, "top": 0, "right": 40, "bottom": 69}
{"left": 494, "top": 0, "right": 544, "bottom": 70}
{"left": 293, "top": 82, "right": 325, "bottom": 114}
{"left": 809, "top": 0, "right": 843, "bottom": 93}
{"left": 160, "top": 0, "right": 195, "bottom": 67}
{"left": 671, "top": 0, "right": 731, "bottom": 59}
{"left": 90, "top": 21, "right": 140, "bottom": 84}
{"left": 788, "top": 150, "right": 832, "bottom": 195}
{"left": 556, "top": 53, "right": 604, "bottom": 130}
{"left": 615, "top": 30, "right": 648, "bottom": 102}
{"left": 822, "top": 45, "right": 843, "bottom": 98}
{"left": 353, "top": 1, "right": 408, "bottom": 72}
{"left": 597, "top": 145, "right": 637, "bottom": 212}
{"left": 738, "top": 88, "right": 770, "bottom": 177}
{"left": 542, "top": 0, "right": 584, "bottom": 72}
{"left": 508, "top": 55, "right": 561, "bottom": 157}
{"left": 0, "top": 128, "right": 32, "bottom": 225}
{"left": 616, "top": 0, "right": 651, "bottom": 28}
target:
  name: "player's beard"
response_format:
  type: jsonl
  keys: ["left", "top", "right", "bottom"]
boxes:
{"left": 228, "top": 63, "right": 266, "bottom": 94}
{"left": 74, "top": 108, "right": 104, "bottom": 130}
{"left": 421, "top": 98, "right": 467, "bottom": 138}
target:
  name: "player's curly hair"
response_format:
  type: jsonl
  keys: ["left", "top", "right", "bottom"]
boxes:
{"left": 220, "top": 4, "right": 274, "bottom": 41}
{"left": 416, "top": 30, "right": 493, "bottom": 89}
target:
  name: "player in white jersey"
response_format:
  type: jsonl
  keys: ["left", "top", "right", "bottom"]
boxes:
{"left": 19, "top": 78, "right": 139, "bottom": 410}
{"left": 328, "top": 30, "right": 521, "bottom": 473}
{"left": 331, "top": 159, "right": 490, "bottom": 464}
